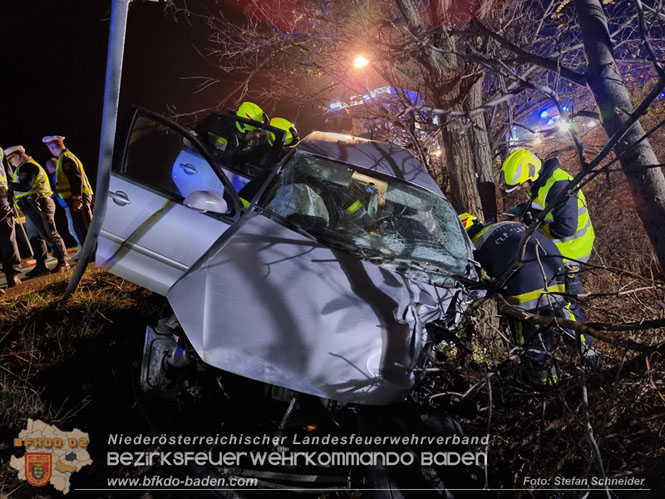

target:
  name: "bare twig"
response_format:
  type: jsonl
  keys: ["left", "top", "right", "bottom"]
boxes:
{"left": 484, "top": 372, "right": 493, "bottom": 490}
{"left": 497, "top": 298, "right": 659, "bottom": 353}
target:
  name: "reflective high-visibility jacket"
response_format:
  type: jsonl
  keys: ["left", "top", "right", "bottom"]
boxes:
{"left": 56, "top": 150, "right": 93, "bottom": 200}
{"left": 12, "top": 160, "right": 52, "bottom": 199}
{"left": 470, "top": 221, "right": 566, "bottom": 311}
{"left": 0, "top": 163, "right": 8, "bottom": 191}
{"left": 528, "top": 158, "right": 595, "bottom": 263}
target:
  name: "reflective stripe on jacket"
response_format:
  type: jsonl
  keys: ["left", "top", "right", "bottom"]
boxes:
{"left": 471, "top": 221, "right": 566, "bottom": 311}
{"left": 12, "top": 160, "right": 52, "bottom": 199}
{"left": 56, "top": 150, "right": 93, "bottom": 199}
{"left": 0, "top": 164, "right": 7, "bottom": 190}
{"left": 529, "top": 167, "right": 595, "bottom": 262}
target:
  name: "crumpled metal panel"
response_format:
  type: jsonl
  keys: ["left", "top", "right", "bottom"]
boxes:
{"left": 168, "top": 213, "right": 462, "bottom": 405}
{"left": 297, "top": 132, "right": 443, "bottom": 194}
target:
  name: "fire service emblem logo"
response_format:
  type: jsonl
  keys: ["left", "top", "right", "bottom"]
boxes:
{"left": 11, "top": 419, "right": 92, "bottom": 494}
{"left": 25, "top": 453, "right": 52, "bottom": 487}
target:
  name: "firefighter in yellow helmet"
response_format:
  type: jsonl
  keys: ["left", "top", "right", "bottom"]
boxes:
{"left": 237, "top": 118, "right": 300, "bottom": 207}
{"left": 499, "top": 149, "right": 595, "bottom": 263}
{"left": 239, "top": 116, "right": 298, "bottom": 167}
{"left": 461, "top": 212, "right": 569, "bottom": 384}
{"left": 194, "top": 101, "right": 271, "bottom": 172}
{"left": 500, "top": 148, "right": 595, "bottom": 326}
{"left": 203, "top": 101, "right": 268, "bottom": 154}
{"left": 268, "top": 117, "right": 299, "bottom": 151}
{"left": 460, "top": 212, "right": 598, "bottom": 383}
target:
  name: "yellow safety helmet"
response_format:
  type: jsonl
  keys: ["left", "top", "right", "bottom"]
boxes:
{"left": 268, "top": 117, "right": 299, "bottom": 147}
{"left": 500, "top": 149, "right": 542, "bottom": 192}
{"left": 459, "top": 212, "right": 478, "bottom": 230}
{"left": 236, "top": 101, "right": 269, "bottom": 133}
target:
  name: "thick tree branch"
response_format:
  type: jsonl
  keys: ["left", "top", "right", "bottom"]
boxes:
{"left": 471, "top": 19, "right": 588, "bottom": 85}
{"left": 498, "top": 299, "right": 661, "bottom": 354}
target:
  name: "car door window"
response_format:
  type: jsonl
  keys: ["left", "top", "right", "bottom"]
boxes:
{"left": 192, "top": 111, "right": 285, "bottom": 180}
{"left": 119, "top": 111, "right": 239, "bottom": 217}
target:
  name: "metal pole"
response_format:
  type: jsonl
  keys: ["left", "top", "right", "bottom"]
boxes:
{"left": 61, "top": 0, "right": 131, "bottom": 302}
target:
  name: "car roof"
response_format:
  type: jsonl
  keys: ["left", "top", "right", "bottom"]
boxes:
{"left": 296, "top": 131, "right": 443, "bottom": 194}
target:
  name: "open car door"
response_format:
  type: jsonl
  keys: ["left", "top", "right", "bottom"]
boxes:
{"left": 96, "top": 109, "right": 242, "bottom": 295}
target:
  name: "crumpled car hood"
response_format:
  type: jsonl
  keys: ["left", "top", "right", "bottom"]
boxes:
{"left": 168, "top": 212, "right": 466, "bottom": 405}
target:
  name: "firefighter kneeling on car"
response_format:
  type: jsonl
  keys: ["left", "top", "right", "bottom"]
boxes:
{"left": 459, "top": 213, "right": 593, "bottom": 385}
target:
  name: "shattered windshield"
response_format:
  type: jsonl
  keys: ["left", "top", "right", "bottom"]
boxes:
{"left": 259, "top": 152, "right": 472, "bottom": 286}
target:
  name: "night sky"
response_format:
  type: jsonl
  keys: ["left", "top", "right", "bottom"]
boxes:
{"left": 0, "top": 0, "right": 245, "bottom": 185}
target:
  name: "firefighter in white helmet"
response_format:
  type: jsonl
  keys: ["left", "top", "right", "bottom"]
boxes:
{"left": 0, "top": 146, "right": 22, "bottom": 288}
{"left": 6, "top": 145, "right": 68, "bottom": 275}
{"left": 42, "top": 135, "right": 93, "bottom": 258}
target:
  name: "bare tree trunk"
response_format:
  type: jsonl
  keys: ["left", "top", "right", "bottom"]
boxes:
{"left": 441, "top": 126, "right": 485, "bottom": 213}
{"left": 466, "top": 74, "right": 497, "bottom": 218}
{"left": 395, "top": 0, "right": 490, "bottom": 215}
{"left": 574, "top": 0, "right": 665, "bottom": 271}
{"left": 466, "top": 75, "right": 494, "bottom": 185}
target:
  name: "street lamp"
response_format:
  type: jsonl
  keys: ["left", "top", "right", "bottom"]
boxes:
{"left": 354, "top": 55, "right": 369, "bottom": 68}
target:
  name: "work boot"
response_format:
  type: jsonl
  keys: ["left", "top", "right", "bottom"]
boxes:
{"left": 524, "top": 364, "right": 559, "bottom": 388}
{"left": 52, "top": 260, "right": 71, "bottom": 273}
{"left": 583, "top": 348, "right": 602, "bottom": 371}
{"left": 25, "top": 265, "right": 51, "bottom": 278}
{"left": 6, "top": 275, "right": 21, "bottom": 288}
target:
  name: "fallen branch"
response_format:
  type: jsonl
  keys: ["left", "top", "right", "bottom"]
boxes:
{"left": 496, "top": 297, "right": 660, "bottom": 353}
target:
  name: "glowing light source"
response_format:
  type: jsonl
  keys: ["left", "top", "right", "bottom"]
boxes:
{"left": 328, "top": 101, "right": 347, "bottom": 111}
{"left": 432, "top": 149, "right": 443, "bottom": 157}
{"left": 562, "top": 105, "right": 568, "bottom": 111}
{"left": 354, "top": 55, "right": 369, "bottom": 68}
{"left": 540, "top": 110, "right": 549, "bottom": 119}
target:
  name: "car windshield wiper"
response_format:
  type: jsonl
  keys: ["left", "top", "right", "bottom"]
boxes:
{"left": 320, "top": 239, "right": 391, "bottom": 263}
{"left": 377, "top": 256, "right": 478, "bottom": 286}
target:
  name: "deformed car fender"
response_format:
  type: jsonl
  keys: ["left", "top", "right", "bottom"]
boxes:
{"left": 167, "top": 212, "right": 465, "bottom": 405}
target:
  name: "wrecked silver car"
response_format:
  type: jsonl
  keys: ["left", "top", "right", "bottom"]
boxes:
{"left": 97, "top": 108, "right": 478, "bottom": 406}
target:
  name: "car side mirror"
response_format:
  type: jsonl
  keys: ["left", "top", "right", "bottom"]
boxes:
{"left": 183, "top": 190, "right": 229, "bottom": 214}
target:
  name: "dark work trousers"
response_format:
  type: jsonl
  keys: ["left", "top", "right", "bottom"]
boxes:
{"left": 65, "top": 194, "right": 93, "bottom": 247}
{"left": 509, "top": 303, "right": 575, "bottom": 371}
{"left": 20, "top": 195, "right": 67, "bottom": 265}
{"left": 564, "top": 262, "right": 591, "bottom": 347}
{"left": 0, "top": 196, "right": 22, "bottom": 278}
